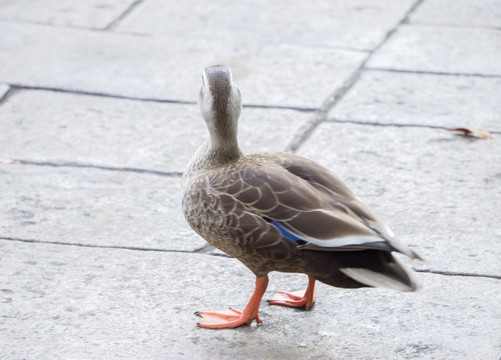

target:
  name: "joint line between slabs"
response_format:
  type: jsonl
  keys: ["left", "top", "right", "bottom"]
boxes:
{"left": 0, "top": 237, "right": 232, "bottom": 258}
{"left": 285, "top": 0, "right": 426, "bottom": 154}
{"left": 1, "top": 238, "right": 496, "bottom": 279}
{"left": 414, "top": 268, "right": 501, "bottom": 280}
{"left": 366, "top": 67, "right": 501, "bottom": 79}
{"left": 104, "top": 0, "right": 145, "bottom": 31}
{"left": 0, "top": 158, "right": 182, "bottom": 177}
{"left": 8, "top": 84, "right": 197, "bottom": 105}
{"left": 0, "top": 86, "right": 17, "bottom": 106}
{"left": 403, "top": 21, "right": 501, "bottom": 32}
{"left": 5, "top": 84, "right": 317, "bottom": 112}
{"left": 326, "top": 118, "right": 501, "bottom": 134}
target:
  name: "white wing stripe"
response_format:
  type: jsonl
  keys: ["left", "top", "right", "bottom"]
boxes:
{"left": 302, "top": 235, "right": 385, "bottom": 248}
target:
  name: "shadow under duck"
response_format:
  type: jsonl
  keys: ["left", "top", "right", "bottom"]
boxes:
{"left": 182, "top": 65, "right": 421, "bottom": 329}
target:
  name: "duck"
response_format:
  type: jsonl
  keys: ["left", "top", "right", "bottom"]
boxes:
{"left": 182, "top": 64, "right": 421, "bottom": 329}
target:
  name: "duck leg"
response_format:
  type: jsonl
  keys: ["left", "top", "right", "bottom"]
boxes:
{"left": 195, "top": 276, "right": 269, "bottom": 329}
{"left": 268, "top": 276, "right": 316, "bottom": 310}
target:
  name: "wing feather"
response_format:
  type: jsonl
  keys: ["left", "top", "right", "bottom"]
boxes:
{"left": 211, "top": 153, "right": 419, "bottom": 259}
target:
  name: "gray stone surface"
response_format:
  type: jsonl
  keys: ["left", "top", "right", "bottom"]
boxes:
{"left": 0, "top": 21, "right": 210, "bottom": 102}
{"left": 298, "top": 123, "right": 501, "bottom": 276}
{"left": 0, "top": 89, "right": 312, "bottom": 172}
{"left": 368, "top": 24, "right": 501, "bottom": 76}
{"left": 1, "top": 240, "right": 500, "bottom": 360}
{"left": 116, "top": 0, "right": 415, "bottom": 51}
{"left": 0, "top": 84, "right": 8, "bottom": 100}
{"left": 410, "top": 0, "right": 501, "bottom": 27}
{"left": 0, "top": 164, "right": 202, "bottom": 251}
{"left": 1, "top": 0, "right": 501, "bottom": 358}
{"left": 329, "top": 70, "right": 501, "bottom": 131}
{"left": 0, "top": 0, "right": 136, "bottom": 29}
{"left": 0, "top": 22, "right": 366, "bottom": 108}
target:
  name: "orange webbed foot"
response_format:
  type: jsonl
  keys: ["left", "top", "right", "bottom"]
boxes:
{"left": 267, "top": 276, "right": 316, "bottom": 310}
{"left": 267, "top": 289, "right": 316, "bottom": 309}
{"left": 195, "top": 308, "right": 261, "bottom": 329}
{"left": 195, "top": 276, "right": 268, "bottom": 329}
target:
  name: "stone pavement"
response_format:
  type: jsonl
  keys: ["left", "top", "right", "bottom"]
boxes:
{"left": 1, "top": 0, "right": 500, "bottom": 359}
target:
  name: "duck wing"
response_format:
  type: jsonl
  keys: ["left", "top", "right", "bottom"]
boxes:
{"left": 212, "top": 152, "right": 420, "bottom": 260}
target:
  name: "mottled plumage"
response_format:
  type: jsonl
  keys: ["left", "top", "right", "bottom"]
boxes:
{"left": 182, "top": 65, "right": 421, "bottom": 329}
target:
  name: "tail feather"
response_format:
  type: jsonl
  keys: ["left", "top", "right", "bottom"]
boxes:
{"left": 304, "top": 249, "right": 420, "bottom": 291}
{"left": 340, "top": 255, "right": 420, "bottom": 291}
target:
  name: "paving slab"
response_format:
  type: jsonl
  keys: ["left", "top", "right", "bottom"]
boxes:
{"left": 0, "top": 0, "right": 136, "bottom": 29}
{"left": 410, "top": 0, "right": 501, "bottom": 28}
{"left": 329, "top": 70, "right": 501, "bottom": 131}
{"left": 367, "top": 24, "right": 501, "bottom": 76}
{"left": 0, "top": 89, "right": 312, "bottom": 172}
{"left": 116, "top": 0, "right": 414, "bottom": 51}
{"left": 1, "top": 240, "right": 500, "bottom": 359}
{"left": 0, "top": 164, "right": 202, "bottom": 251}
{"left": 225, "top": 46, "right": 367, "bottom": 107}
{"left": 0, "top": 22, "right": 366, "bottom": 108}
{"left": 298, "top": 123, "right": 501, "bottom": 276}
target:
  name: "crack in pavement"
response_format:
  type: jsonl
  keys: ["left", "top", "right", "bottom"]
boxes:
{"left": 2, "top": 237, "right": 499, "bottom": 280}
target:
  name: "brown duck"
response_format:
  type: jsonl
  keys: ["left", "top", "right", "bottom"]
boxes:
{"left": 182, "top": 65, "right": 421, "bottom": 329}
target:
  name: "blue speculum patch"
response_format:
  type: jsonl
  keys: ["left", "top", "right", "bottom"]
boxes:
{"left": 269, "top": 220, "right": 306, "bottom": 244}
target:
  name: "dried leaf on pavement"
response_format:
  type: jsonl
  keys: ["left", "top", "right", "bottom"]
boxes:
{"left": 447, "top": 128, "right": 493, "bottom": 139}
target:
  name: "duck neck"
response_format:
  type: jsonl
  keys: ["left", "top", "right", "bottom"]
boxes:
{"left": 208, "top": 124, "right": 242, "bottom": 165}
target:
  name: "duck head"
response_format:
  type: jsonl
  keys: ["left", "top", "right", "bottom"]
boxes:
{"left": 199, "top": 65, "right": 242, "bottom": 151}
